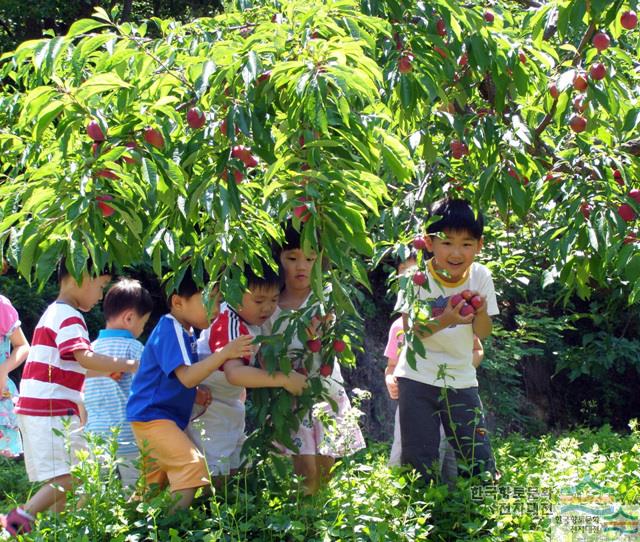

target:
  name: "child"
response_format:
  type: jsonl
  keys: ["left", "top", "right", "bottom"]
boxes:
{"left": 395, "top": 198, "right": 498, "bottom": 482}
{"left": 125, "top": 269, "right": 257, "bottom": 511}
{"left": 0, "top": 288, "right": 30, "bottom": 458}
{"left": 270, "top": 225, "right": 366, "bottom": 495}
{"left": 187, "top": 264, "right": 307, "bottom": 479}
{"left": 83, "top": 278, "right": 153, "bottom": 487}
{"left": 1, "top": 259, "right": 139, "bottom": 536}
{"left": 384, "top": 249, "right": 417, "bottom": 468}
{"left": 385, "top": 317, "right": 485, "bottom": 478}
{"left": 386, "top": 249, "right": 458, "bottom": 480}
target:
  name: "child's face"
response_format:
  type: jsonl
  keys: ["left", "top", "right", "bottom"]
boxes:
{"left": 279, "top": 248, "right": 317, "bottom": 290}
{"left": 237, "top": 285, "right": 280, "bottom": 326}
{"left": 77, "top": 274, "right": 111, "bottom": 312}
{"left": 178, "top": 291, "right": 211, "bottom": 330}
{"left": 397, "top": 257, "right": 417, "bottom": 276}
{"left": 425, "top": 229, "right": 483, "bottom": 282}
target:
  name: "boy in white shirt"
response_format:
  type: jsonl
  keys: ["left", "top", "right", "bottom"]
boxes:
{"left": 395, "top": 198, "right": 498, "bottom": 482}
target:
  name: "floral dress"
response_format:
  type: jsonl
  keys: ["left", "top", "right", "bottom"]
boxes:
{"left": 269, "top": 296, "right": 365, "bottom": 457}
{"left": 0, "top": 295, "right": 23, "bottom": 457}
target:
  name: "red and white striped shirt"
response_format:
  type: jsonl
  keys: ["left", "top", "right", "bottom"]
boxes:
{"left": 15, "top": 302, "right": 92, "bottom": 417}
{"left": 206, "top": 303, "right": 258, "bottom": 370}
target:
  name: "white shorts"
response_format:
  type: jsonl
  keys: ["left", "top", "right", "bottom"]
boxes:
{"left": 17, "top": 414, "right": 85, "bottom": 482}
{"left": 116, "top": 450, "right": 140, "bottom": 488}
{"left": 187, "top": 398, "right": 246, "bottom": 476}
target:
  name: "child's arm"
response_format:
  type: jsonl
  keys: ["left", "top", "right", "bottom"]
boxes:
{"left": 384, "top": 359, "right": 399, "bottom": 400}
{"left": 407, "top": 298, "right": 475, "bottom": 340}
{"left": 470, "top": 297, "right": 492, "bottom": 339}
{"left": 174, "top": 334, "right": 254, "bottom": 389}
{"left": 74, "top": 350, "right": 139, "bottom": 374}
{"left": 472, "top": 335, "right": 484, "bottom": 368}
{"left": 5, "top": 325, "right": 29, "bottom": 372}
{"left": 78, "top": 401, "right": 88, "bottom": 427}
{"left": 224, "top": 359, "right": 307, "bottom": 395}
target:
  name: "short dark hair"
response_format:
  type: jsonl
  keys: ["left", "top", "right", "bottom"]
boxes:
{"left": 426, "top": 198, "right": 484, "bottom": 239}
{"left": 57, "top": 256, "right": 113, "bottom": 283}
{"left": 103, "top": 278, "right": 153, "bottom": 320}
{"left": 282, "top": 222, "right": 302, "bottom": 252}
{"left": 393, "top": 245, "right": 419, "bottom": 268}
{"left": 243, "top": 262, "right": 283, "bottom": 292}
{"left": 166, "top": 267, "right": 208, "bottom": 301}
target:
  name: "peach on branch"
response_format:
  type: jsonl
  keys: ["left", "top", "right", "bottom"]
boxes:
{"left": 592, "top": 32, "right": 610, "bottom": 52}
{"left": 621, "top": 11, "right": 638, "bottom": 30}
{"left": 144, "top": 127, "right": 165, "bottom": 149}
{"left": 569, "top": 115, "right": 587, "bottom": 133}
{"left": 618, "top": 203, "right": 636, "bottom": 222}
{"left": 187, "top": 108, "right": 206, "bottom": 129}
{"left": 96, "top": 195, "right": 115, "bottom": 217}
{"left": 332, "top": 339, "right": 346, "bottom": 353}
{"left": 87, "top": 120, "right": 105, "bottom": 142}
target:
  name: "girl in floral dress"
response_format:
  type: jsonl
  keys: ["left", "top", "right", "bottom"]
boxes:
{"left": 0, "top": 293, "right": 30, "bottom": 457}
{"left": 269, "top": 226, "right": 365, "bottom": 495}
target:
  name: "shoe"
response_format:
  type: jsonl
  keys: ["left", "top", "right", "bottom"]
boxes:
{"left": 0, "top": 508, "right": 34, "bottom": 536}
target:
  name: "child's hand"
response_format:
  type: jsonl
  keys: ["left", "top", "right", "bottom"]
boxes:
{"left": 306, "top": 313, "right": 336, "bottom": 338}
{"left": 471, "top": 293, "right": 488, "bottom": 314}
{"left": 110, "top": 372, "right": 123, "bottom": 381}
{"left": 283, "top": 370, "right": 307, "bottom": 396}
{"left": 385, "top": 374, "right": 399, "bottom": 400}
{"left": 195, "top": 384, "right": 212, "bottom": 407}
{"left": 222, "top": 335, "right": 255, "bottom": 360}
{"left": 123, "top": 359, "right": 139, "bottom": 373}
{"left": 444, "top": 297, "right": 476, "bottom": 326}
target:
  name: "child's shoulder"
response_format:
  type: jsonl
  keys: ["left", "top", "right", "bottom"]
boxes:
{"left": 44, "top": 301, "right": 85, "bottom": 324}
{"left": 0, "top": 294, "right": 16, "bottom": 315}
{"left": 469, "top": 261, "right": 493, "bottom": 278}
{"left": 0, "top": 294, "right": 18, "bottom": 334}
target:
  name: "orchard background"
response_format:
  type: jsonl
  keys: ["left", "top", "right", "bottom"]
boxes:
{"left": 1, "top": 0, "right": 640, "bottom": 540}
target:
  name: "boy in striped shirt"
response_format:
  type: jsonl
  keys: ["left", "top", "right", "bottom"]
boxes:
{"left": 84, "top": 278, "right": 153, "bottom": 488}
{"left": 1, "top": 260, "right": 138, "bottom": 537}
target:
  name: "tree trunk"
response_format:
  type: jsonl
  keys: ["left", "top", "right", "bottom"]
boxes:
{"left": 121, "top": 0, "right": 133, "bottom": 22}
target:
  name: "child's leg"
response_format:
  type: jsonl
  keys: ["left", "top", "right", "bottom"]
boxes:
{"left": 388, "top": 406, "right": 402, "bottom": 467}
{"left": 15, "top": 414, "right": 85, "bottom": 516}
{"left": 131, "top": 420, "right": 208, "bottom": 510}
{"left": 23, "top": 474, "right": 73, "bottom": 515}
{"left": 292, "top": 455, "right": 334, "bottom": 494}
{"left": 397, "top": 378, "right": 442, "bottom": 481}
{"left": 438, "top": 424, "right": 458, "bottom": 486}
{"left": 292, "top": 455, "right": 320, "bottom": 495}
{"left": 170, "top": 488, "right": 197, "bottom": 512}
{"left": 317, "top": 455, "right": 335, "bottom": 486}
{"left": 438, "top": 387, "right": 494, "bottom": 477}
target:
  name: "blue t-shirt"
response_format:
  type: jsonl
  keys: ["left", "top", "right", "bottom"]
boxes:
{"left": 126, "top": 314, "right": 198, "bottom": 430}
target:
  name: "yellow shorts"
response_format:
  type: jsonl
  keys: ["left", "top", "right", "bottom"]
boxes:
{"left": 131, "top": 419, "right": 209, "bottom": 492}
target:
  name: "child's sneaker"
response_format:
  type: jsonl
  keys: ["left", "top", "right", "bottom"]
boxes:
{"left": 0, "top": 508, "right": 34, "bottom": 536}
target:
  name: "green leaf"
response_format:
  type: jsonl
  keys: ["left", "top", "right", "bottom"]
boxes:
{"left": 66, "top": 18, "right": 109, "bottom": 38}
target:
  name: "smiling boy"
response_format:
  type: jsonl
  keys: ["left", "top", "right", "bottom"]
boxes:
{"left": 395, "top": 198, "right": 498, "bottom": 482}
{"left": 187, "top": 264, "right": 307, "bottom": 479}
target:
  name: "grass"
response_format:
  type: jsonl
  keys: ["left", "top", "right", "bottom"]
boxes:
{"left": 2, "top": 424, "right": 640, "bottom": 541}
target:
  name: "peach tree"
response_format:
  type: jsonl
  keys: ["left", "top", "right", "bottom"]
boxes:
{"left": 0, "top": 0, "right": 412, "bottom": 449}
{"left": 370, "top": 0, "right": 640, "bottom": 303}
{"left": 1, "top": 0, "right": 640, "bottom": 445}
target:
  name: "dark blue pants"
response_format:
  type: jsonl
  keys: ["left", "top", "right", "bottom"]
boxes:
{"left": 398, "top": 378, "right": 495, "bottom": 482}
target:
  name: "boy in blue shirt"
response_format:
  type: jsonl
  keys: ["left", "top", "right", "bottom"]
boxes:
{"left": 84, "top": 278, "right": 153, "bottom": 487}
{"left": 126, "top": 270, "right": 253, "bottom": 510}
